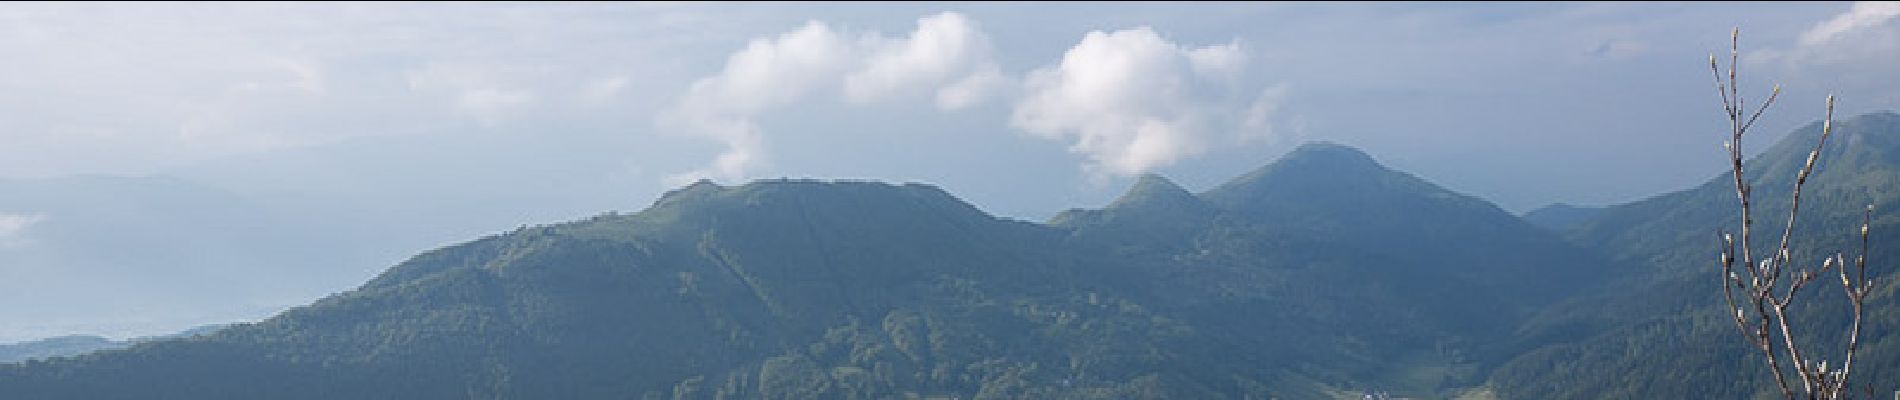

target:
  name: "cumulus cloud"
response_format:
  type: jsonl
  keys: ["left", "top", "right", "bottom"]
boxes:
{"left": 1011, "top": 28, "right": 1275, "bottom": 178}
{"left": 660, "top": 12, "right": 1003, "bottom": 185}
{"left": 664, "top": 14, "right": 1285, "bottom": 186}
{"left": 844, "top": 12, "right": 1005, "bottom": 110}
{"left": 0, "top": 213, "right": 47, "bottom": 248}
{"left": 658, "top": 21, "right": 854, "bottom": 184}
{"left": 1187, "top": 41, "right": 1247, "bottom": 81}
{"left": 936, "top": 66, "right": 1008, "bottom": 110}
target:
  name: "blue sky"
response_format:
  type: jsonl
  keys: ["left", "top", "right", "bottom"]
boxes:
{"left": 1, "top": 2, "right": 1896, "bottom": 342}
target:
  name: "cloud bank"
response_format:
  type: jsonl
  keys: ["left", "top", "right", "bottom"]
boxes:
{"left": 663, "top": 13, "right": 1286, "bottom": 185}
{"left": 0, "top": 2, "right": 716, "bottom": 179}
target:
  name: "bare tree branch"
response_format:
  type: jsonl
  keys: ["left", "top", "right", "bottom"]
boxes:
{"left": 1712, "top": 30, "right": 1872, "bottom": 400}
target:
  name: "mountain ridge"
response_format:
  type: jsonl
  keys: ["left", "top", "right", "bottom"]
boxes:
{"left": 11, "top": 111, "right": 1900, "bottom": 400}
{"left": 8, "top": 139, "right": 1585, "bottom": 399}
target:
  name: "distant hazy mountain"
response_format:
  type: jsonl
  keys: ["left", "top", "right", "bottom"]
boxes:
{"left": 0, "top": 336, "right": 116, "bottom": 364}
{"left": 0, "top": 128, "right": 652, "bottom": 342}
{"left": 1520, "top": 203, "right": 1606, "bottom": 232}
{"left": 0, "top": 174, "right": 406, "bottom": 339}
{"left": 0, "top": 325, "right": 230, "bottom": 364}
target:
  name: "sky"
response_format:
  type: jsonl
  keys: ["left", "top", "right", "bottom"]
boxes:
{"left": 1, "top": 2, "right": 1898, "bottom": 342}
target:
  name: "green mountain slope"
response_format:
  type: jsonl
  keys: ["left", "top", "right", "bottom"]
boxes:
{"left": 1487, "top": 111, "right": 1900, "bottom": 399}
{"left": 0, "top": 179, "right": 1240, "bottom": 399}
{"left": 1053, "top": 143, "right": 1613, "bottom": 397}
{"left": 1199, "top": 143, "right": 1607, "bottom": 306}
{"left": 0, "top": 142, "right": 1621, "bottom": 399}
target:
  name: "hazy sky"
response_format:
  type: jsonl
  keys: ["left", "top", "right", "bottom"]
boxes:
{"left": 2, "top": 2, "right": 1897, "bottom": 342}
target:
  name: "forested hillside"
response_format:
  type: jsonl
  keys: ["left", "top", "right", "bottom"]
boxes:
{"left": 1, "top": 143, "right": 1605, "bottom": 399}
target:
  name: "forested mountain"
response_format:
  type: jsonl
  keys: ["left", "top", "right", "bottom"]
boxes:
{"left": 1487, "top": 111, "right": 1900, "bottom": 398}
{"left": 1052, "top": 143, "right": 1614, "bottom": 397}
{"left": 0, "top": 141, "right": 1601, "bottom": 399}
{"left": 4, "top": 113, "right": 1898, "bottom": 399}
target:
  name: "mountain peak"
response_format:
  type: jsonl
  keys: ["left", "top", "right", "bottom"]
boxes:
{"left": 1777, "top": 110, "right": 1900, "bottom": 154}
{"left": 651, "top": 178, "right": 945, "bottom": 208}
{"left": 1733, "top": 111, "right": 1900, "bottom": 192}
{"left": 1833, "top": 110, "right": 1900, "bottom": 155}
{"left": 1196, "top": 140, "right": 1526, "bottom": 244}
{"left": 650, "top": 178, "right": 724, "bottom": 208}
{"left": 1107, "top": 173, "right": 1199, "bottom": 210}
{"left": 635, "top": 178, "right": 997, "bottom": 234}
{"left": 1047, "top": 173, "right": 1214, "bottom": 232}
{"left": 1282, "top": 141, "right": 1379, "bottom": 166}
{"left": 1200, "top": 141, "right": 1391, "bottom": 208}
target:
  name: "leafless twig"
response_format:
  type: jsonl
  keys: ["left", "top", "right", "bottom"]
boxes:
{"left": 1713, "top": 28, "right": 1873, "bottom": 400}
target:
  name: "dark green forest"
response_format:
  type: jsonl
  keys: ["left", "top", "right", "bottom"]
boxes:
{"left": 3, "top": 112, "right": 1898, "bottom": 399}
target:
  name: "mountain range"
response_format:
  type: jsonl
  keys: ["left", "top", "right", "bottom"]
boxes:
{"left": 0, "top": 325, "right": 231, "bottom": 364}
{"left": 3, "top": 112, "right": 1898, "bottom": 399}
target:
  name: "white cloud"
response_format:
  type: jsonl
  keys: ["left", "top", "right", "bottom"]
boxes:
{"left": 1742, "top": 1, "right": 1900, "bottom": 111}
{"left": 936, "top": 65, "right": 1008, "bottom": 111}
{"left": 660, "top": 12, "right": 1003, "bottom": 185}
{"left": 457, "top": 88, "right": 537, "bottom": 117}
{"left": 659, "top": 20, "right": 854, "bottom": 184}
{"left": 704, "top": 21, "right": 856, "bottom": 113}
{"left": 1757, "top": 1, "right": 1900, "bottom": 67}
{"left": 1243, "top": 84, "right": 1290, "bottom": 137}
{"left": 275, "top": 59, "right": 327, "bottom": 95}
{"left": 844, "top": 12, "right": 1004, "bottom": 110}
{"left": 581, "top": 75, "right": 633, "bottom": 103}
{"left": 0, "top": 213, "right": 48, "bottom": 248}
{"left": 1011, "top": 27, "right": 1275, "bottom": 178}
{"left": 0, "top": 2, "right": 724, "bottom": 179}
{"left": 1801, "top": 1, "right": 1900, "bottom": 46}
{"left": 1187, "top": 41, "right": 1247, "bottom": 81}
{"left": 405, "top": 64, "right": 542, "bottom": 126}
